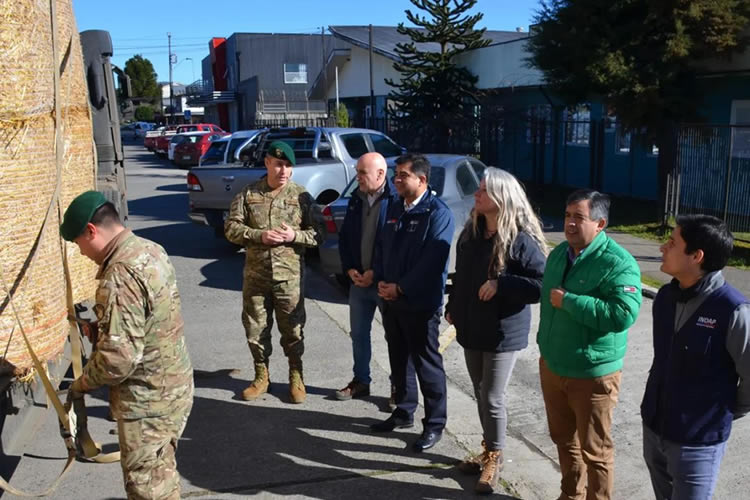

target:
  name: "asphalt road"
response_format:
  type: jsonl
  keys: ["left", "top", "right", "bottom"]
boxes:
{"left": 1, "top": 142, "right": 748, "bottom": 499}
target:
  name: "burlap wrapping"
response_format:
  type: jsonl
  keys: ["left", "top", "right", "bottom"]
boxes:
{"left": 0, "top": 0, "right": 98, "bottom": 375}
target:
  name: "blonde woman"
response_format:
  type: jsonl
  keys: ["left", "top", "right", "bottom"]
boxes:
{"left": 446, "top": 167, "right": 547, "bottom": 494}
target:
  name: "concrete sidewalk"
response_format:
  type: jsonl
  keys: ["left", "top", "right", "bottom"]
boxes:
{"left": 545, "top": 230, "right": 750, "bottom": 297}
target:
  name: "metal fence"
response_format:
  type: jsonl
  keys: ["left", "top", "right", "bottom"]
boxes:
{"left": 238, "top": 114, "right": 750, "bottom": 232}
{"left": 670, "top": 124, "right": 750, "bottom": 233}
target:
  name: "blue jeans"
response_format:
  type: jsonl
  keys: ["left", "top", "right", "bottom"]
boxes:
{"left": 642, "top": 423, "right": 728, "bottom": 500}
{"left": 348, "top": 284, "right": 382, "bottom": 385}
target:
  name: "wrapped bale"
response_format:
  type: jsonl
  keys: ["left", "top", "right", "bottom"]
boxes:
{"left": 0, "top": 0, "right": 98, "bottom": 376}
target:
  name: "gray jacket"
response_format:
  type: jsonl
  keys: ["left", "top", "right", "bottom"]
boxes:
{"left": 674, "top": 271, "right": 750, "bottom": 418}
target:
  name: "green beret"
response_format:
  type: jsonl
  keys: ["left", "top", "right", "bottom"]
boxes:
{"left": 266, "top": 140, "right": 296, "bottom": 166}
{"left": 60, "top": 191, "right": 108, "bottom": 241}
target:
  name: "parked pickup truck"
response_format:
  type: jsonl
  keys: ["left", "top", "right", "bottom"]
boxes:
{"left": 144, "top": 125, "right": 176, "bottom": 151}
{"left": 187, "top": 127, "right": 404, "bottom": 236}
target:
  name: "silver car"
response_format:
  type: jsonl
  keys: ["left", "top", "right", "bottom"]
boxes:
{"left": 318, "top": 154, "right": 487, "bottom": 284}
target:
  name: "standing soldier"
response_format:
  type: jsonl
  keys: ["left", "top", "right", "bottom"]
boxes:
{"left": 60, "top": 190, "right": 194, "bottom": 500}
{"left": 225, "top": 141, "right": 324, "bottom": 404}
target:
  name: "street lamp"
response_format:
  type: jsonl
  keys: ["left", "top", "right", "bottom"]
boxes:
{"left": 185, "top": 57, "right": 195, "bottom": 83}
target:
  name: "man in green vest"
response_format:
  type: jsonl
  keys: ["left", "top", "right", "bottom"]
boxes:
{"left": 537, "top": 189, "right": 642, "bottom": 500}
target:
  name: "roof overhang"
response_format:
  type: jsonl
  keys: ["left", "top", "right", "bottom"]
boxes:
{"left": 308, "top": 48, "right": 352, "bottom": 100}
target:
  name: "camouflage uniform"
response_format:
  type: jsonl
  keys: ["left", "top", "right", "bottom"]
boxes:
{"left": 224, "top": 178, "right": 323, "bottom": 365}
{"left": 81, "top": 229, "right": 194, "bottom": 500}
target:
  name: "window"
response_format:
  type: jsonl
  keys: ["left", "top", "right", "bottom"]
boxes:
{"left": 526, "top": 105, "right": 551, "bottom": 144}
{"left": 341, "top": 133, "right": 369, "bottom": 159}
{"left": 283, "top": 63, "right": 307, "bottom": 84}
{"left": 200, "top": 140, "right": 228, "bottom": 166}
{"left": 456, "top": 164, "right": 479, "bottom": 197}
{"left": 615, "top": 124, "right": 631, "bottom": 154}
{"left": 731, "top": 100, "right": 750, "bottom": 159}
{"left": 564, "top": 104, "right": 590, "bottom": 146}
{"left": 468, "top": 159, "right": 486, "bottom": 180}
{"left": 368, "top": 133, "right": 402, "bottom": 157}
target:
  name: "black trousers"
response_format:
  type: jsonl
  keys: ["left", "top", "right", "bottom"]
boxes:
{"left": 383, "top": 304, "right": 447, "bottom": 432}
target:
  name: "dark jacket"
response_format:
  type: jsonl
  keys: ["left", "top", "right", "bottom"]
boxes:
{"left": 447, "top": 226, "right": 546, "bottom": 352}
{"left": 338, "top": 177, "right": 399, "bottom": 274}
{"left": 641, "top": 272, "right": 750, "bottom": 445}
{"left": 374, "top": 189, "right": 455, "bottom": 312}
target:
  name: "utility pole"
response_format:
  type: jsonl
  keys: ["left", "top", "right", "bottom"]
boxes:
{"left": 369, "top": 24, "right": 375, "bottom": 127}
{"left": 321, "top": 26, "right": 328, "bottom": 116}
{"left": 168, "top": 32, "right": 173, "bottom": 125}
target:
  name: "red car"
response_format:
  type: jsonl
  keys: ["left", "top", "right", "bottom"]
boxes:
{"left": 176, "top": 123, "right": 224, "bottom": 134}
{"left": 144, "top": 125, "right": 176, "bottom": 152}
{"left": 173, "top": 131, "right": 228, "bottom": 167}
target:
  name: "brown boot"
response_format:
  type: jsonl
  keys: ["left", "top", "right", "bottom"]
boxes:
{"left": 457, "top": 440, "right": 486, "bottom": 475}
{"left": 288, "top": 364, "right": 306, "bottom": 404}
{"left": 475, "top": 449, "right": 503, "bottom": 494}
{"left": 241, "top": 363, "right": 269, "bottom": 401}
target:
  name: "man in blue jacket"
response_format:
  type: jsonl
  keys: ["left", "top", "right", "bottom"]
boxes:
{"left": 371, "top": 153, "right": 455, "bottom": 453}
{"left": 335, "top": 152, "right": 400, "bottom": 401}
{"left": 641, "top": 215, "right": 750, "bottom": 500}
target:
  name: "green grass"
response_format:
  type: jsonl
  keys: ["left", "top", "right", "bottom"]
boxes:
{"left": 641, "top": 274, "right": 666, "bottom": 289}
{"left": 526, "top": 184, "right": 750, "bottom": 270}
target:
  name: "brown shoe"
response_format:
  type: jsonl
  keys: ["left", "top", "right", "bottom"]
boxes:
{"left": 241, "top": 363, "right": 269, "bottom": 401}
{"left": 335, "top": 380, "right": 370, "bottom": 400}
{"left": 457, "top": 440, "right": 486, "bottom": 475}
{"left": 289, "top": 368, "right": 306, "bottom": 404}
{"left": 475, "top": 450, "right": 503, "bottom": 494}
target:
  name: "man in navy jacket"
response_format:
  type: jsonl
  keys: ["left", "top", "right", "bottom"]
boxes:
{"left": 335, "top": 152, "right": 400, "bottom": 401}
{"left": 371, "top": 153, "right": 455, "bottom": 452}
{"left": 641, "top": 215, "right": 750, "bottom": 499}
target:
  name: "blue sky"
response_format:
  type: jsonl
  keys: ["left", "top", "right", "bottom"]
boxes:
{"left": 72, "top": 0, "right": 541, "bottom": 85}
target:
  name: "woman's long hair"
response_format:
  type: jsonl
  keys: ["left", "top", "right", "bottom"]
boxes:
{"left": 468, "top": 167, "right": 548, "bottom": 275}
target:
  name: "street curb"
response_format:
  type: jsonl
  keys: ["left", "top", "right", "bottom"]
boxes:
{"left": 641, "top": 284, "right": 659, "bottom": 299}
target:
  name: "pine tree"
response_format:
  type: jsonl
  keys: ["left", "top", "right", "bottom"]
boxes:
{"left": 386, "top": 0, "right": 490, "bottom": 152}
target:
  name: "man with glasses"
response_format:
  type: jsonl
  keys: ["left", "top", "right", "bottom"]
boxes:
{"left": 537, "top": 189, "right": 642, "bottom": 500}
{"left": 371, "top": 154, "right": 454, "bottom": 453}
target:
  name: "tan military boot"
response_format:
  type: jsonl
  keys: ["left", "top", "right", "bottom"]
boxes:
{"left": 241, "top": 363, "right": 269, "bottom": 401}
{"left": 288, "top": 363, "right": 306, "bottom": 404}
{"left": 475, "top": 449, "right": 503, "bottom": 494}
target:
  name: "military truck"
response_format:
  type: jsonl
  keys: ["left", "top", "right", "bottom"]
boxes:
{"left": 80, "top": 29, "right": 129, "bottom": 221}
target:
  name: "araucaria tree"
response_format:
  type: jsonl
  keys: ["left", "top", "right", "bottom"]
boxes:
{"left": 124, "top": 55, "right": 161, "bottom": 104}
{"left": 387, "top": 0, "right": 490, "bottom": 152}
{"left": 527, "top": 0, "right": 750, "bottom": 220}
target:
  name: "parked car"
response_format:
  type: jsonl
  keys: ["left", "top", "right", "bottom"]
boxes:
{"left": 176, "top": 123, "right": 224, "bottom": 134}
{"left": 174, "top": 131, "right": 228, "bottom": 168}
{"left": 143, "top": 125, "right": 177, "bottom": 152}
{"left": 198, "top": 129, "right": 265, "bottom": 167}
{"left": 187, "top": 127, "right": 405, "bottom": 235}
{"left": 318, "top": 154, "right": 488, "bottom": 284}
{"left": 154, "top": 127, "right": 179, "bottom": 157}
{"left": 199, "top": 136, "right": 230, "bottom": 166}
{"left": 168, "top": 134, "right": 188, "bottom": 162}
{"left": 133, "top": 121, "right": 155, "bottom": 139}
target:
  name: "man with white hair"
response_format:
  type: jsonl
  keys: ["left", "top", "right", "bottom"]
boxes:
{"left": 335, "top": 152, "right": 400, "bottom": 401}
